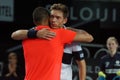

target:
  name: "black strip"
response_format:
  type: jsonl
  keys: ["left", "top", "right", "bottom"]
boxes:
{"left": 27, "top": 29, "right": 38, "bottom": 38}
{"left": 73, "top": 51, "right": 84, "bottom": 60}
{"left": 62, "top": 53, "right": 73, "bottom": 64}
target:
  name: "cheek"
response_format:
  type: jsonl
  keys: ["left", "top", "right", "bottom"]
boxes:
{"left": 59, "top": 20, "right": 64, "bottom": 25}
{"left": 114, "top": 45, "right": 118, "bottom": 49}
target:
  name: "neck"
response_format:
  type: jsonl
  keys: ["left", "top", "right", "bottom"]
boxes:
{"left": 35, "top": 21, "right": 49, "bottom": 26}
{"left": 109, "top": 50, "right": 117, "bottom": 57}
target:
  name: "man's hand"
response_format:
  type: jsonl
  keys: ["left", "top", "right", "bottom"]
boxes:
{"left": 37, "top": 28, "right": 56, "bottom": 40}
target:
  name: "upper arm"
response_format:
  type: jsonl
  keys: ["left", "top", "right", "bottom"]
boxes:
{"left": 67, "top": 27, "right": 94, "bottom": 42}
{"left": 76, "top": 59, "right": 86, "bottom": 68}
{"left": 11, "top": 30, "right": 28, "bottom": 40}
{"left": 73, "top": 32, "right": 94, "bottom": 42}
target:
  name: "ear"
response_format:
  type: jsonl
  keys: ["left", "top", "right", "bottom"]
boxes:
{"left": 63, "top": 18, "right": 68, "bottom": 24}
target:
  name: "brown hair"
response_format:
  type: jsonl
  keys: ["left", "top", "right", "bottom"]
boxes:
{"left": 50, "top": 3, "right": 69, "bottom": 18}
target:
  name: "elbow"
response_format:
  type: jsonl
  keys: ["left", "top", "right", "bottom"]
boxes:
{"left": 83, "top": 34, "right": 94, "bottom": 42}
{"left": 11, "top": 32, "right": 19, "bottom": 40}
{"left": 74, "top": 33, "right": 94, "bottom": 42}
{"left": 88, "top": 35, "right": 94, "bottom": 42}
{"left": 11, "top": 31, "right": 22, "bottom": 40}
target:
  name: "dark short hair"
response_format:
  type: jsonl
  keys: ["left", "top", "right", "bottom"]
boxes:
{"left": 50, "top": 3, "right": 69, "bottom": 18}
{"left": 32, "top": 7, "right": 50, "bottom": 25}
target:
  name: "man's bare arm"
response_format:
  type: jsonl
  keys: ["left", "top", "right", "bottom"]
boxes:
{"left": 67, "top": 27, "right": 94, "bottom": 42}
{"left": 11, "top": 27, "right": 93, "bottom": 42}
{"left": 11, "top": 30, "right": 28, "bottom": 40}
{"left": 76, "top": 60, "right": 86, "bottom": 80}
{"left": 74, "top": 33, "right": 93, "bottom": 42}
{"left": 11, "top": 28, "right": 56, "bottom": 40}
{"left": 73, "top": 32, "right": 94, "bottom": 42}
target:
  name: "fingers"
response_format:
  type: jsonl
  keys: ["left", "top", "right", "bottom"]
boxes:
{"left": 43, "top": 31, "right": 56, "bottom": 40}
{"left": 37, "top": 28, "right": 56, "bottom": 40}
{"left": 46, "top": 31, "right": 56, "bottom": 37}
{"left": 40, "top": 32, "right": 56, "bottom": 40}
{"left": 42, "top": 36, "right": 53, "bottom": 40}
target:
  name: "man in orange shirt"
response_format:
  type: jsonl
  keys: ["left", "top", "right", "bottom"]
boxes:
{"left": 11, "top": 7, "right": 93, "bottom": 80}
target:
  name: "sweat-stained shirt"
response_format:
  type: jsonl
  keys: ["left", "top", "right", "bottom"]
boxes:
{"left": 22, "top": 25, "right": 76, "bottom": 80}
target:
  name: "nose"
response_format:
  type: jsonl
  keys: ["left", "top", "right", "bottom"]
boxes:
{"left": 52, "top": 17, "right": 57, "bottom": 22}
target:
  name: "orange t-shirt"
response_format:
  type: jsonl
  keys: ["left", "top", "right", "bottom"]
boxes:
{"left": 22, "top": 25, "right": 76, "bottom": 80}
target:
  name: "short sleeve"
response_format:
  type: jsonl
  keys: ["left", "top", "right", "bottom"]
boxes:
{"left": 72, "top": 42, "right": 82, "bottom": 51}
{"left": 60, "top": 28, "right": 76, "bottom": 44}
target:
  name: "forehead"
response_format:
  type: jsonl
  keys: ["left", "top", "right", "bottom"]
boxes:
{"left": 9, "top": 53, "right": 16, "bottom": 57}
{"left": 50, "top": 10, "right": 64, "bottom": 17}
{"left": 107, "top": 40, "right": 116, "bottom": 44}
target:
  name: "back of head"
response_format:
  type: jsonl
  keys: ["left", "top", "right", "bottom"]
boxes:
{"left": 32, "top": 7, "right": 50, "bottom": 25}
{"left": 50, "top": 3, "right": 69, "bottom": 18}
